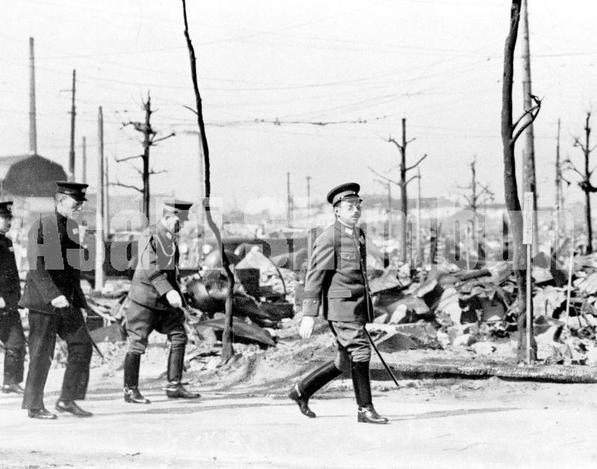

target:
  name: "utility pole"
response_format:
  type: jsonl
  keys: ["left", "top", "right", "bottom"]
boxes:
{"left": 142, "top": 97, "right": 151, "bottom": 218}
{"left": 95, "top": 106, "right": 105, "bottom": 292}
{"left": 286, "top": 172, "right": 292, "bottom": 227}
{"left": 416, "top": 166, "right": 422, "bottom": 266}
{"left": 306, "top": 176, "right": 311, "bottom": 224}
{"left": 104, "top": 157, "right": 110, "bottom": 237}
{"left": 555, "top": 119, "right": 563, "bottom": 249}
{"left": 68, "top": 69, "right": 76, "bottom": 181}
{"left": 521, "top": 0, "right": 539, "bottom": 250}
{"left": 29, "top": 37, "right": 37, "bottom": 155}
{"left": 81, "top": 136, "right": 87, "bottom": 184}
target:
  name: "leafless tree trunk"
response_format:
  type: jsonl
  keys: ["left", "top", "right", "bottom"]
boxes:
{"left": 114, "top": 92, "right": 174, "bottom": 223}
{"left": 388, "top": 118, "right": 427, "bottom": 263}
{"left": 564, "top": 112, "right": 597, "bottom": 254}
{"left": 501, "top": 0, "right": 541, "bottom": 361}
{"left": 181, "top": 0, "right": 236, "bottom": 362}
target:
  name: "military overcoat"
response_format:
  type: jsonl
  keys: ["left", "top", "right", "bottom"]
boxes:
{"left": 20, "top": 212, "right": 88, "bottom": 315}
{"left": 302, "top": 220, "right": 371, "bottom": 323}
{"left": 127, "top": 223, "right": 182, "bottom": 310}
{"left": 0, "top": 233, "right": 21, "bottom": 311}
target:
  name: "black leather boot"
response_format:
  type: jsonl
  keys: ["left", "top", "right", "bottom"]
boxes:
{"left": 288, "top": 361, "right": 343, "bottom": 418}
{"left": 165, "top": 382, "right": 201, "bottom": 399}
{"left": 123, "top": 353, "right": 150, "bottom": 404}
{"left": 4, "top": 348, "right": 24, "bottom": 390}
{"left": 165, "top": 347, "right": 201, "bottom": 399}
{"left": 351, "top": 361, "right": 388, "bottom": 424}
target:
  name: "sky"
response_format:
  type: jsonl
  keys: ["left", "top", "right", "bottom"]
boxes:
{"left": 1, "top": 0, "right": 597, "bottom": 215}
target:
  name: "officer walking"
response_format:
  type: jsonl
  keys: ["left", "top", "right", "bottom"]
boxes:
{"left": 289, "top": 182, "right": 388, "bottom": 424}
{"left": 0, "top": 202, "right": 26, "bottom": 394}
{"left": 21, "top": 182, "right": 93, "bottom": 419}
{"left": 122, "top": 200, "right": 200, "bottom": 404}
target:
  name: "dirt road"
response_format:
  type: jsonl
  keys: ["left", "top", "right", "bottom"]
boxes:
{"left": 1, "top": 369, "right": 597, "bottom": 469}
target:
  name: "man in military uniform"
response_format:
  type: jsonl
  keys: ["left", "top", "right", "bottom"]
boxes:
{"left": 0, "top": 202, "right": 26, "bottom": 394}
{"left": 289, "top": 182, "right": 388, "bottom": 424}
{"left": 122, "top": 200, "right": 200, "bottom": 404}
{"left": 21, "top": 182, "right": 93, "bottom": 419}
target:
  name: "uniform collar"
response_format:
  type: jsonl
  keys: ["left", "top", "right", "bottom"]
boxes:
{"left": 336, "top": 218, "right": 357, "bottom": 236}
{"left": 157, "top": 221, "right": 174, "bottom": 240}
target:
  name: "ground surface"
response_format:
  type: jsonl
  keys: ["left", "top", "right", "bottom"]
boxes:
{"left": 2, "top": 338, "right": 597, "bottom": 469}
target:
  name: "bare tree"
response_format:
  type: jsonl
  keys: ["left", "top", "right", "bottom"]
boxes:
{"left": 501, "top": 0, "right": 542, "bottom": 362}
{"left": 460, "top": 156, "right": 495, "bottom": 218}
{"left": 113, "top": 92, "right": 174, "bottom": 222}
{"left": 563, "top": 112, "right": 597, "bottom": 254}
{"left": 181, "top": 0, "right": 236, "bottom": 362}
{"left": 387, "top": 118, "right": 427, "bottom": 263}
{"left": 458, "top": 157, "right": 494, "bottom": 266}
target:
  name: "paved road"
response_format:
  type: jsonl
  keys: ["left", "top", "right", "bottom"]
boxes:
{"left": 1, "top": 378, "right": 597, "bottom": 468}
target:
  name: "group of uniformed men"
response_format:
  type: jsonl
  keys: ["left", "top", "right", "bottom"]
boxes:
{"left": 1, "top": 180, "right": 387, "bottom": 424}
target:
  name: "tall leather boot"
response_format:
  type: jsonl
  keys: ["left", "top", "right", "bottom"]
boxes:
{"left": 351, "top": 361, "right": 388, "bottom": 424}
{"left": 2, "top": 348, "right": 25, "bottom": 394}
{"left": 165, "top": 347, "right": 200, "bottom": 399}
{"left": 288, "top": 361, "right": 343, "bottom": 418}
{"left": 123, "top": 353, "right": 150, "bottom": 404}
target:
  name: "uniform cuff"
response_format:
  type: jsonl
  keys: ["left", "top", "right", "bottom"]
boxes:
{"left": 302, "top": 298, "right": 320, "bottom": 317}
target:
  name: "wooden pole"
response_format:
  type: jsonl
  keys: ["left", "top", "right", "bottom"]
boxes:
{"left": 81, "top": 136, "right": 87, "bottom": 184}
{"left": 286, "top": 172, "right": 292, "bottom": 227}
{"left": 68, "top": 69, "right": 76, "bottom": 181}
{"left": 523, "top": 191, "right": 534, "bottom": 364}
{"left": 554, "top": 119, "right": 561, "bottom": 251}
{"left": 400, "top": 118, "right": 408, "bottom": 263}
{"left": 142, "top": 94, "right": 151, "bottom": 222}
{"left": 28, "top": 37, "right": 37, "bottom": 155}
{"left": 416, "top": 166, "right": 421, "bottom": 266}
{"left": 104, "top": 156, "right": 110, "bottom": 237}
{"left": 95, "top": 106, "right": 105, "bottom": 292}
{"left": 521, "top": 0, "right": 539, "bottom": 251}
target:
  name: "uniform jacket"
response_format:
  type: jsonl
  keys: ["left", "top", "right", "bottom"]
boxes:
{"left": 302, "top": 220, "right": 371, "bottom": 323}
{"left": 0, "top": 233, "right": 21, "bottom": 311}
{"left": 127, "top": 222, "right": 181, "bottom": 310}
{"left": 20, "top": 212, "right": 88, "bottom": 314}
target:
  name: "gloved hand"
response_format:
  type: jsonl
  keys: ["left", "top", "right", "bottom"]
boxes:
{"left": 166, "top": 290, "right": 183, "bottom": 309}
{"left": 299, "top": 316, "right": 315, "bottom": 339}
{"left": 51, "top": 295, "right": 70, "bottom": 308}
{"left": 0, "top": 297, "right": 5, "bottom": 309}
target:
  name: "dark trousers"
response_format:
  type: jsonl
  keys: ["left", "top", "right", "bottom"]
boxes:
{"left": 0, "top": 309, "right": 26, "bottom": 385}
{"left": 22, "top": 309, "right": 92, "bottom": 410}
{"left": 124, "top": 299, "right": 187, "bottom": 355}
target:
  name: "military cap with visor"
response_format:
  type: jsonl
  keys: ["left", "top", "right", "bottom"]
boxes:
{"left": 0, "top": 201, "right": 14, "bottom": 219}
{"left": 163, "top": 199, "right": 193, "bottom": 222}
{"left": 326, "top": 182, "right": 361, "bottom": 206}
{"left": 55, "top": 181, "right": 88, "bottom": 201}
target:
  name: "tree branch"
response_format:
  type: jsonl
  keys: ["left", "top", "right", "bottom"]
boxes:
{"left": 387, "top": 137, "right": 404, "bottom": 152}
{"left": 405, "top": 153, "right": 428, "bottom": 172}
{"left": 111, "top": 181, "right": 143, "bottom": 192}
{"left": 368, "top": 166, "right": 400, "bottom": 187}
{"left": 150, "top": 132, "right": 176, "bottom": 145}
{"left": 510, "top": 95, "right": 542, "bottom": 145}
{"left": 115, "top": 154, "right": 143, "bottom": 163}
{"left": 404, "top": 174, "right": 420, "bottom": 187}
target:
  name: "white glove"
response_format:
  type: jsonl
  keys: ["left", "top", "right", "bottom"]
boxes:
{"left": 51, "top": 295, "right": 70, "bottom": 308}
{"left": 166, "top": 290, "right": 183, "bottom": 309}
{"left": 0, "top": 297, "right": 5, "bottom": 309}
{"left": 299, "top": 316, "right": 315, "bottom": 339}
